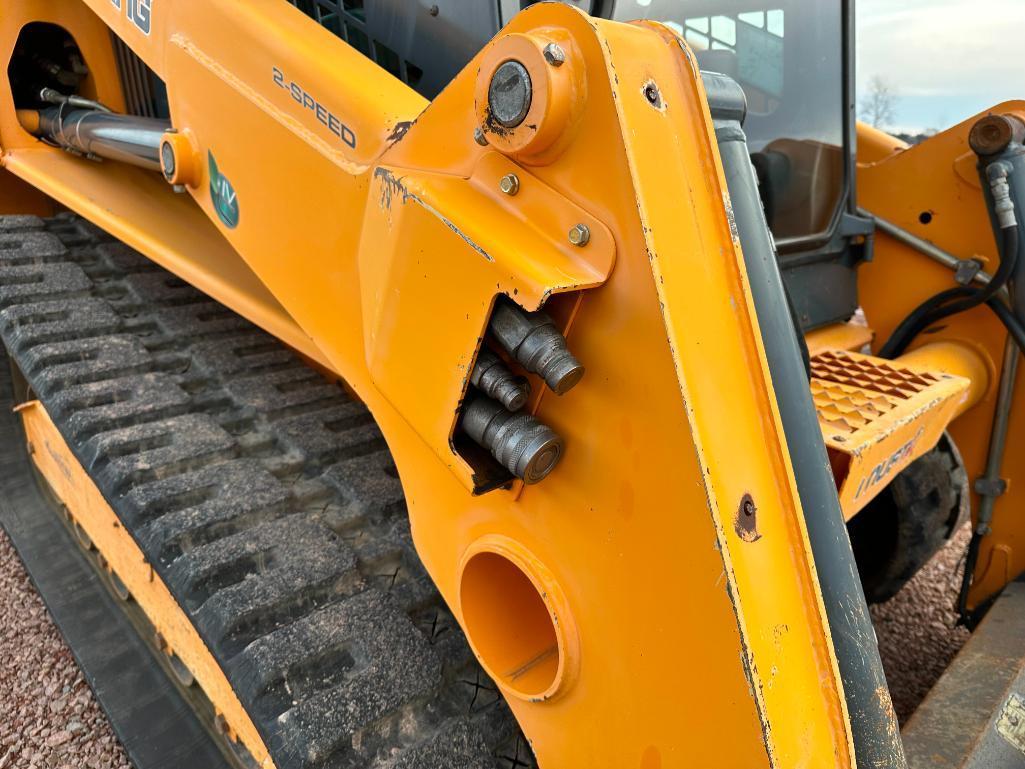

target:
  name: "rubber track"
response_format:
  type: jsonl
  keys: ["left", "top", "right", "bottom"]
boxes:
{"left": 0, "top": 214, "right": 535, "bottom": 769}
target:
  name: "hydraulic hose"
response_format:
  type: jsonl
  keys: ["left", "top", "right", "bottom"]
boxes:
{"left": 880, "top": 163, "right": 1020, "bottom": 358}
{"left": 988, "top": 298, "right": 1025, "bottom": 354}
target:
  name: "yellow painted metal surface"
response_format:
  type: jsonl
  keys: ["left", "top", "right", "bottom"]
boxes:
{"left": 0, "top": 167, "right": 54, "bottom": 216}
{"left": 857, "top": 104, "right": 1025, "bottom": 608}
{"left": 0, "top": 2, "right": 865, "bottom": 765}
{"left": 812, "top": 348, "right": 973, "bottom": 519}
{"left": 806, "top": 321, "right": 874, "bottom": 357}
{"left": 18, "top": 401, "right": 275, "bottom": 768}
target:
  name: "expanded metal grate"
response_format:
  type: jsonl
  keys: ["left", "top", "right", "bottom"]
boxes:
{"left": 287, "top": 0, "right": 423, "bottom": 88}
{"left": 111, "top": 33, "right": 168, "bottom": 118}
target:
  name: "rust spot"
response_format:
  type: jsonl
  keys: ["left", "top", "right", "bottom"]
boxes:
{"left": 642, "top": 80, "right": 664, "bottom": 110}
{"left": 735, "top": 493, "right": 760, "bottom": 542}
{"left": 386, "top": 119, "right": 415, "bottom": 144}
{"left": 482, "top": 106, "right": 513, "bottom": 138}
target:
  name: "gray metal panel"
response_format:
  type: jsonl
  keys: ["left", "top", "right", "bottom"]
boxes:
{"left": 499, "top": 0, "right": 596, "bottom": 26}
{"left": 363, "top": 1, "right": 503, "bottom": 97}
{"left": 903, "top": 580, "right": 1025, "bottom": 769}
{"left": 781, "top": 259, "right": 858, "bottom": 330}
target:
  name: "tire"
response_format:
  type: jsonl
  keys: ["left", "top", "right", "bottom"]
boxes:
{"left": 848, "top": 432, "right": 969, "bottom": 604}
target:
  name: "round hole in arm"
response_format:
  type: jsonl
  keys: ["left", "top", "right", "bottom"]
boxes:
{"left": 459, "top": 550, "right": 562, "bottom": 700}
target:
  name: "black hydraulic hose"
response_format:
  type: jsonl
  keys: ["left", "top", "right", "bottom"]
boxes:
{"left": 957, "top": 299, "right": 1025, "bottom": 622}
{"left": 989, "top": 297, "right": 1025, "bottom": 354}
{"left": 958, "top": 530, "right": 985, "bottom": 620}
{"left": 880, "top": 224, "right": 1019, "bottom": 358}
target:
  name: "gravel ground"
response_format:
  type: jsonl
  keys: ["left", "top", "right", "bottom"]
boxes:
{"left": 0, "top": 520, "right": 972, "bottom": 766}
{"left": 871, "top": 524, "right": 972, "bottom": 724}
{"left": 0, "top": 530, "right": 130, "bottom": 769}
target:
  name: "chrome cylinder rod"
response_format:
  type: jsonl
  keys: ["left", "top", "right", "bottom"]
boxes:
{"left": 27, "top": 106, "right": 169, "bottom": 172}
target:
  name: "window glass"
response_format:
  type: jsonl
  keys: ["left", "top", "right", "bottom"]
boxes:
{"left": 611, "top": 0, "right": 846, "bottom": 243}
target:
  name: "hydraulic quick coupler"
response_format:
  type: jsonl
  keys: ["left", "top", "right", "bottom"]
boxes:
{"left": 461, "top": 395, "right": 563, "bottom": 484}
{"left": 470, "top": 349, "right": 531, "bottom": 411}
{"left": 488, "top": 301, "right": 584, "bottom": 395}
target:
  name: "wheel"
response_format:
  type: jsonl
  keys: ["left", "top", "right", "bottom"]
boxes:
{"left": 848, "top": 432, "right": 969, "bottom": 603}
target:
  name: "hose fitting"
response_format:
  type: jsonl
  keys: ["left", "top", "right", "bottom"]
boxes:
{"left": 461, "top": 395, "right": 563, "bottom": 484}
{"left": 470, "top": 349, "right": 531, "bottom": 411}
{"left": 488, "top": 301, "right": 584, "bottom": 395}
{"left": 988, "top": 162, "right": 1018, "bottom": 230}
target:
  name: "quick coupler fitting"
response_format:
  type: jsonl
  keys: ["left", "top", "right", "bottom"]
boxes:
{"left": 471, "top": 349, "right": 531, "bottom": 411}
{"left": 489, "top": 301, "right": 584, "bottom": 395}
{"left": 461, "top": 395, "right": 563, "bottom": 484}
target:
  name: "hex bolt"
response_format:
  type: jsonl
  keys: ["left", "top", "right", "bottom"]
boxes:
{"left": 474, "top": 127, "right": 489, "bottom": 146}
{"left": 471, "top": 349, "right": 531, "bottom": 411}
{"left": 489, "top": 301, "right": 584, "bottom": 395}
{"left": 160, "top": 140, "right": 176, "bottom": 182}
{"left": 543, "top": 43, "right": 566, "bottom": 67}
{"left": 568, "top": 223, "right": 590, "bottom": 247}
{"left": 499, "top": 173, "right": 520, "bottom": 196}
{"left": 461, "top": 395, "right": 563, "bottom": 484}
{"left": 488, "top": 60, "right": 532, "bottom": 128}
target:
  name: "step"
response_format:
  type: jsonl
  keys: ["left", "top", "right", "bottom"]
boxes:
{"left": 903, "top": 579, "right": 1025, "bottom": 769}
{"left": 810, "top": 348, "right": 971, "bottom": 519}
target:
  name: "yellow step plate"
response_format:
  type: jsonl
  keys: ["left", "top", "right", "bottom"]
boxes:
{"left": 811, "top": 349, "right": 971, "bottom": 520}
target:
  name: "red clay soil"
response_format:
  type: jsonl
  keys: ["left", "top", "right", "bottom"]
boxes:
{"left": 0, "top": 530, "right": 130, "bottom": 769}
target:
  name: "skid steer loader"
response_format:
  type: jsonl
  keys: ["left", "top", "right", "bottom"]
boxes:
{"left": 0, "top": 0, "right": 1023, "bottom": 767}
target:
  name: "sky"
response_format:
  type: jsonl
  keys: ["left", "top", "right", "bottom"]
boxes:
{"left": 856, "top": 0, "right": 1025, "bottom": 133}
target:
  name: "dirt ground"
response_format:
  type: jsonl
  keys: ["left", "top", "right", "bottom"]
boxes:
{"left": 871, "top": 524, "right": 972, "bottom": 724}
{"left": 0, "top": 531, "right": 130, "bottom": 769}
{"left": 0, "top": 522, "right": 972, "bottom": 766}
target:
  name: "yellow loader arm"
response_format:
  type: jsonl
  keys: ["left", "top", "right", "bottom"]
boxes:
{"left": 4, "top": 2, "right": 967, "bottom": 767}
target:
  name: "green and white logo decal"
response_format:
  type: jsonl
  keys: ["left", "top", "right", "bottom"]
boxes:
{"left": 208, "top": 152, "right": 239, "bottom": 229}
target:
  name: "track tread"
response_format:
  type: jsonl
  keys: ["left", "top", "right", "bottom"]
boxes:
{"left": 0, "top": 214, "right": 531, "bottom": 769}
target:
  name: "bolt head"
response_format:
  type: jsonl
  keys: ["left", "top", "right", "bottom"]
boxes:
{"left": 568, "top": 223, "right": 591, "bottom": 247}
{"left": 970, "top": 114, "right": 1016, "bottom": 156}
{"left": 499, "top": 173, "right": 520, "bottom": 196}
{"left": 473, "top": 127, "right": 489, "bottom": 146}
{"left": 160, "top": 141, "right": 176, "bottom": 180}
{"left": 543, "top": 42, "right": 566, "bottom": 67}
{"left": 488, "top": 60, "right": 532, "bottom": 128}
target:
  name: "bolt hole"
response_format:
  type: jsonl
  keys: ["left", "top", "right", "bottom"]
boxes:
{"left": 919, "top": 211, "right": 933, "bottom": 225}
{"left": 644, "top": 82, "right": 662, "bottom": 109}
{"left": 735, "top": 494, "right": 760, "bottom": 542}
